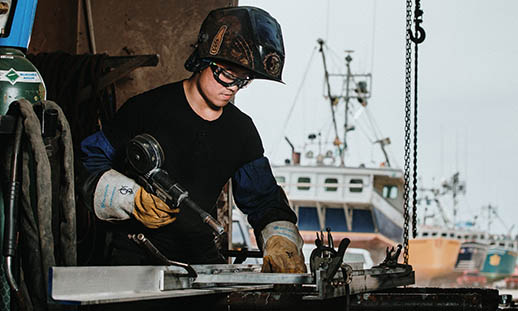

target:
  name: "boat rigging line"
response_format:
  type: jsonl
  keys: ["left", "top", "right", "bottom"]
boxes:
{"left": 403, "top": 0, "right": 426, "bottom": 264}
{"left": 271, "top": 46, "right": 317, "bottom": 160}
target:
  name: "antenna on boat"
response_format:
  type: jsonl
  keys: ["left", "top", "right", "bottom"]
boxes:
{"left": 483, "top": 204, "right": 511, "bottom": 235}
{"left": 284, "top": 136, "right": 300, "bottom": 165}
{"left": 374, "top": 137, "right": 392, "bottom": 167}
{"left": 418, "top": 186, "right": 451, "bottom": 228}
{"left": 441, "top": 172, "right": 466, "bottom": 226}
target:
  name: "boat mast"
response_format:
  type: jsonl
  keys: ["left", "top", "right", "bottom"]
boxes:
{"left": 317, "top": 38, "right": 343, "bottom": 165}
{"left": 316, "top": 39, "right": 377, "bottom": 167}
{"left": 343, "top": 52, "right": 353, "bottom": 166}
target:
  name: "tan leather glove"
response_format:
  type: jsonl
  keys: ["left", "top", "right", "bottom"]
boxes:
{"left": 260, "top": 221, "right": 307, "bottom": 273}
{"left": 262, "top": 235, "right": 307, "bottom": 273}
{"left": 134, "top": 187, "right": 180, "bottom": 229}
{"left": 93, "top": 169, "right": 179, "bottom": 228}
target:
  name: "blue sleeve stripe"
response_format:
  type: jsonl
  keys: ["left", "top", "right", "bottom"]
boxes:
{"left": 80, "top": 131, "right": 115, "bottom": 173}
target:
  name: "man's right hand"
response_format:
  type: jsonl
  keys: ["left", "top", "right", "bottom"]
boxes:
{"left": 134, "top": 188, "right": 179, "bottom": 228}
{"left": 93, "top": 169, "right": 179, "bottom": 228}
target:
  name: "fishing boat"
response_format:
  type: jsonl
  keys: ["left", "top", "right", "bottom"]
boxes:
{"left": 454, "top": 232, "right": 489, "bottom": 273}
{"left": 409, "top": 226, "right": 462, "bottom": 283}
{"left": 273, "top": 164, "right": 404, "bottom": 263}
{"left": 480, "top": 234, "right": 518, "bottom": 282}
{"left": 270, "top": 39, "right": 404, "bottom": 264}
{"left": 407, "top": 173, "right": 489, "bottom": 284}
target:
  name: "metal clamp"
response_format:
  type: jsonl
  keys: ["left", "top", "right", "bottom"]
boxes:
{"left": 309, "top": 228, "right": 350, "bottom": 280}
{"left": 376, "top": 244, "right": 404, "bottom": 269}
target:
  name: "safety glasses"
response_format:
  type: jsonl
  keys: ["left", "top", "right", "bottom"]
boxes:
{"left": 209, "top": 62, "right": 253, "bottom": 89}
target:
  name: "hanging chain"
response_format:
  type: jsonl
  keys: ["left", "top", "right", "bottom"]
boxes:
{"left": 412, "top": 0, "right": 424, "bottom": 239}
{"left": 403, "top": 0, "right": 413, "bottom": 265}
{"left": 403, "top": 0, "right": 425, "bottom": 264}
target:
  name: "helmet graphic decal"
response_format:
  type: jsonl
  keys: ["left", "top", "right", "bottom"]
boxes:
{"left": 210, "top": 25, "right": 228, "bottom": 56}
{"left": 231, "top": 36, "right": 254, "bottom": 69}
{"left": 263, "top": 52, "right": 281, "bottom": 77}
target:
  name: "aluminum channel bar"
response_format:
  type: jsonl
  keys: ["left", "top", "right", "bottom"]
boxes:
{"left": 161, "top": 271, "right": 313, "bottom": 290}
{"left": 50, "top": 265, "right": 271, "bottom": 305}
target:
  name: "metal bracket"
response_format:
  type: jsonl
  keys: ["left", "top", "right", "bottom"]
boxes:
{"left": 78, "top": 54, "right": 159, "bottom": 103}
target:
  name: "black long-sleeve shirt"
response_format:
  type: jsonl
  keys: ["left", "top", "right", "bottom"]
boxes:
{"left": 80, "top": 81, "right": 296, "bottom": 264}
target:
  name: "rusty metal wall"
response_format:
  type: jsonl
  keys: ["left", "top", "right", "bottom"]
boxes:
{"left": 29, "top": 0, "right": 238, "bottom": 107}
{"left": 29, "top": 0, "right": 78, "bottom": 54}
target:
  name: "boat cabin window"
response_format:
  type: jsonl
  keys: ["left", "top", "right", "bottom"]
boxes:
{"left": 382, "top": 185, "right": 398, "bottom": 199}
{"left": 457, "top": 235, "right": 462, "bottom": 239}
{"left": 441, "top": 233, "right": 447, "bottom": 237}
{"left": 509, "top": 243, "right": 514, "bottom": 248}
{"left": 351, "top": 209, "right": 375, "bottom": 232}
{"left": 490, "top": 242, "right": 496, "bottom": 246}
{"left": 324, "top": 178, "right": 339, "bottom": 192}
{"left": 481, "top": 235, "right": 485, "bottom": 239}
{"left": 432, "top": 232, "right": 438, "bottom": 237}
{"left": 499, "top": 242, "right": 505, "bottom": 247}
{"left": 464, "top": 235, "right": 469, "bottom": 239}
{"left": 325, "top": 208, "right": 348, "bottom": 231}
{"left": 349, "top": 179, "right": 363, "bottom": 193}
{"left": 297, "top": 206, "right": 320, "bottom": 231}
{"left": 450, "top": 233, "right": 455, "bottom": 238}
{"left": 422, "top": 232, "right": 429, "bottom": 237}
{"left": 275, "top": 176, "right": 286, "bottom": 185}
{"left": 297, "top": 177, "right": 311, "bottom": 190}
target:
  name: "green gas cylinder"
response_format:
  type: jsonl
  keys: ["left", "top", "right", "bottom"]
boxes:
{"left": 0, "top": 47, "right": 46, "bottom": 307}
{"left": 0, "top": 47, "right": 46, "bottom": 115}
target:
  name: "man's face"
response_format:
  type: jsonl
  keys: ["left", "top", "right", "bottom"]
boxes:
{"left": 197, "top": 62, "right": 252, "bottom": 109}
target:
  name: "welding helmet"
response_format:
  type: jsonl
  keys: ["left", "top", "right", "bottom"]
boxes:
{"left": 185, "top": 6, "right": 285, "bottom": 83}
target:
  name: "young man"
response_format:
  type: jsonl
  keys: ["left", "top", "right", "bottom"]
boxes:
{"left": 79, "top": 6, "right": 306, "bottom": 273}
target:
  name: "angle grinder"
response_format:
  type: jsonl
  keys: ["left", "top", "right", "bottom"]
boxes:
{"left": 125, "top": 133, "right": 226, "bottom": 247}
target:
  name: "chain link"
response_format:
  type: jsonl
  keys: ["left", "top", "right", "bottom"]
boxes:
{"left": 403, "top": 0, "right": 413, "bottom": 265}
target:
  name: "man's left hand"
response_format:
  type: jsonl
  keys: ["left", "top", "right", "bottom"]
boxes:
{"left": 259, "top": 221, "right": 307, "bottom": 273}
{"left": 261, "top": 235, "right": 306, "bottom": 273}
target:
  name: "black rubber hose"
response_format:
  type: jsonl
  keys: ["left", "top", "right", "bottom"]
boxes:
{"left": 3, "top": 115, "right": 22, "bottom": 258}
{"left": 3, "top": 107, "right": 23, "bottom": 292}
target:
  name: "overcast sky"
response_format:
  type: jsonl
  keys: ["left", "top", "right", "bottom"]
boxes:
{"left": 236, "top": 0, "right": 518, "bottom": 235}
